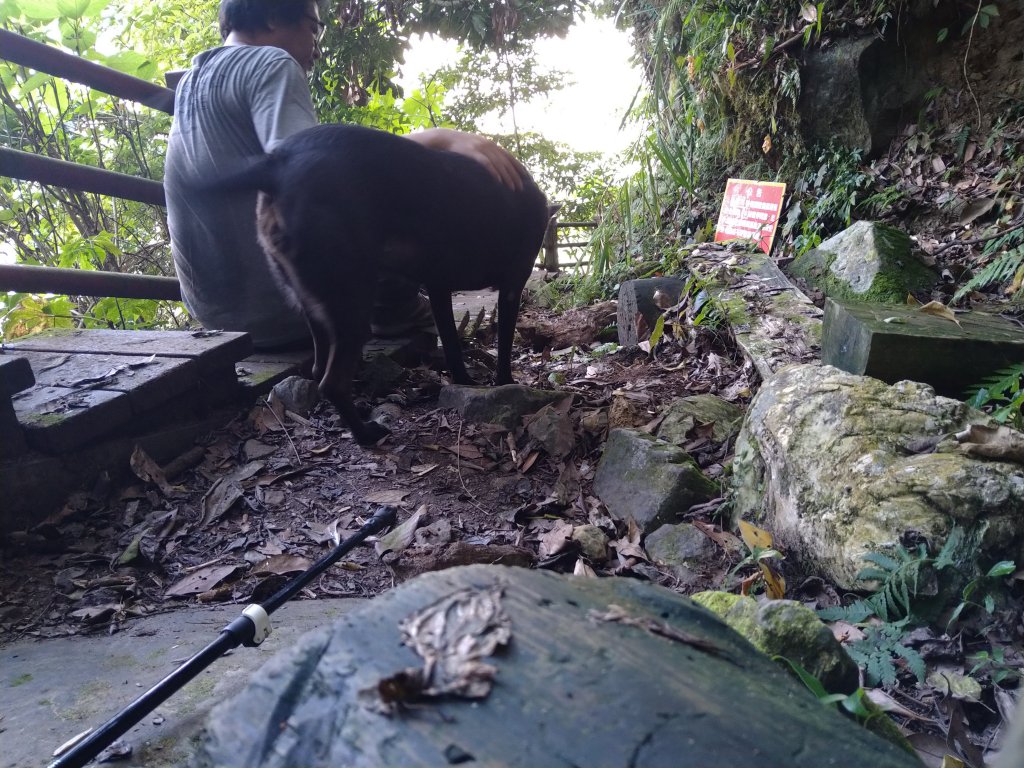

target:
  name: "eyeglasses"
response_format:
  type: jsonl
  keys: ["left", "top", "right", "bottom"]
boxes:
{"left": 305, "top": 13, "right": 326, "bottom": 41}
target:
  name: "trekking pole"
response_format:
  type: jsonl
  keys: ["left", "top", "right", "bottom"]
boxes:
{"left": 48, "top": 505, "right": 397, "bottom": 768}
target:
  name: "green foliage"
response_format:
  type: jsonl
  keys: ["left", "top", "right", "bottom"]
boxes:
{"left": 818, "top": 542, "right": 939, "bottom": 625}
{"left": 968, "top": 645, "right": 1021, "bottom": 686}
{"left": 846, "top": 621, "right": 926, "bottom": 687}
{"left": 816, "top": 526, "right": 1021, "bottom": 687}
{"left": 966, "top": 362, "right": 1024, "bottom": 428}
{"left": 952, "top": 239, "right": 1024, "bottom": 301}
{"left": 948, "top": 559, "right": 1017, "bottom": 629}
{"left": 784, "top": 144, "right": 870, "bottom": 256}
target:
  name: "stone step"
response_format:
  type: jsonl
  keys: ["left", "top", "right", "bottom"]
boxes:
{"left": 822, "top": 298, "right": 1024, "bottom": 397}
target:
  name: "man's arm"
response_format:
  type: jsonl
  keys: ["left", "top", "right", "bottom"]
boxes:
{"left": 405, "top": 128, "right": 526, "bottom": 191}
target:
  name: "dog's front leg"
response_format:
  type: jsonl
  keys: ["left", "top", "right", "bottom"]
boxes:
{"left": 312, "top": 297, "right": 389, "bottom": 446}
{"left": 426, "top": 286, "right": 474, "bottom": 385}
{"left": 494, "top": 284, "right": 523, "bottom": 385}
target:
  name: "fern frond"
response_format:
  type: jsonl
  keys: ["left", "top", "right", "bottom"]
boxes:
{"left": 954, "top": 245, "right": 1024, "bottom": 301}
{"left": 861, "top": 552, "right": 901, "bottom": 572}
{"left": 817, "top": 602, "right": 874, "bottom": 623}
{"left": 966, "top": 362, "right": 1024, "bottom": 402}
{"left": 895, "top": 644, "right": 927, "bottom": 682}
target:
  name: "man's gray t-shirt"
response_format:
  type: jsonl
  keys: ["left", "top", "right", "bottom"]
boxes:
{"left": 165, "top": 45, "right": 317, "bottom": 348}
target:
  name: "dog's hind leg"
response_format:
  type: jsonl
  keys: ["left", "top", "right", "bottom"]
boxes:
{"left": 426, "top": 285, "right": 474, "bottom": 385}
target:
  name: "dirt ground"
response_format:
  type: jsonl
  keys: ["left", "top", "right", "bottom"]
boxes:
{"left": 0, "top": 300, "right": 754, "bottom": 644}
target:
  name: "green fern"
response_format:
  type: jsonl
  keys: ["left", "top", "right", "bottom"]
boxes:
{"left": 953, "top": 242, "right": 1024, "bottom": 301}
{"left": 966, "top": 362, "right": 1024, "bottom": 426}
{"left": 847, "top": 623, "right": 926, "bottom": 687}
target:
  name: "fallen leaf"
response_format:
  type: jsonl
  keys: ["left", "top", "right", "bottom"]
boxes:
{"left": 375, "top": 505, "right": 425, "bottom": 556}
{"left": 253, "top": 554, "right": 313, "bottom": 576}
{"left": 956, "top": 424, "right": 1024, "bottom": 463}
{"left": 738, "top": 520, "right": 773, "bottom": 549}
{"left": 165, "top": 564, "right": 242, "bottom": 597}
{"left": 538, "top": 520, "right": 574, "bottom": 558}
{"left": 364, "top": 489, "right": 410, "bottom": 504}
{"left": 200, "top": 478, "right": 245, "bottom": 528}
{"left": 918, "top": 300, "right": 961, "bottom": 326}
{"left": 374, "top": 586, "right": 511, "bottom": 704}
{"left": 129, "top": 445, "right": 176, "bottom": 496}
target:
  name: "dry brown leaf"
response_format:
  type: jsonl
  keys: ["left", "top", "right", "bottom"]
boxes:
{"left": 538, "top": 520, "right": 574, "bottom": 558}
{"left": 129, "top": 445, "right": 176, "bottom": 496}
{"left": 918, "top": 300, "right": 961, "bottom": 326}
{"left": 364, "top": 489, "right": 410, "bottom": 504}
{"left": 252, "top": 554, "right": 313, "bottom": 576}
{"left": 375, "top": 586, "right": 511, "bottom": 704}
{"left": 375, "top": 505, "right": 425, "bottom": 556}
{"left": 691, "top": 520, "right": 744, "bottom": 555}
{"left": 956, "top": 424, "right": 1024, "bottom": 463}
{"left": 165, "top": 564, "right": 242, "bottom": 597}
{"left": 738, "top": 519, "right": 773, "bottom": 549}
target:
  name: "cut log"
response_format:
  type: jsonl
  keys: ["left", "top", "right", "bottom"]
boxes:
{"left": 616, "top": 277, "right": 688, "bottom": 347}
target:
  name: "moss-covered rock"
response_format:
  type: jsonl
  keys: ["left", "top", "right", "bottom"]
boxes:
{"left": 731, "top": 363, "right": 1024, "bottom": 589}
{"left": 691, "top": 591, "right": 859, "bottom": 694}
{"left": 594, "top": 429, "right": 719, "bottom": 534}
{"left": 788, "top": 221, "right": 935, "bottom": 304}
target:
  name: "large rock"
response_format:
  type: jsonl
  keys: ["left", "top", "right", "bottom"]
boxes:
{"left": 788, "top": 221, "right": 936, "bottom": 304}
{"left": 644, "top": 522, "right": 719, "bottom": 586}
{"left": 438, "top": 384, "right": 570, "bottom": 430}
{"left": 657, "top": 394, "right": 745, "bottom": 445}
{"left": 594, "top": 428, "right": 719, "bottom": 534}
{"left": 692, "top": 592, "right": 858, "bottom": 694}
{"left": 732, "top": 364, "right": 1024, "bottom": 588}
{"left": 798, "top": 33, "right": 931, "bottom": 156}
{"left": 197, "top": 565, "right": 920, "bottom": 768}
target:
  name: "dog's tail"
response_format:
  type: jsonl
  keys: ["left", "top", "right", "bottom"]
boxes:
{"left": 196, "top": 154, "right": 280, "bottom": 196}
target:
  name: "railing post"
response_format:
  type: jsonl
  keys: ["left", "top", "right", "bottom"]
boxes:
{"left": 542, "top": 215, "right": 559, "bottom": 271}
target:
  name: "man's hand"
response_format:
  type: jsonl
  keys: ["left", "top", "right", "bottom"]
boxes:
{"left": 405, "top": 128, "right": 525, "bottom": 191}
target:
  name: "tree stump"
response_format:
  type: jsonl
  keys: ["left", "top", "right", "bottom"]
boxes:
{"left": 617, "top": 277, "right": 687, "bottom": 347}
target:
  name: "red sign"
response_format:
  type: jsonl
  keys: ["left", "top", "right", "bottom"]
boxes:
{"left": 714, "top": 179, "right": 786, "bottom": 254}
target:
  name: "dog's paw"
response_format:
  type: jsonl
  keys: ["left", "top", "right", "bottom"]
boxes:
{"left": 353, "top": 420, "right": 390, "bottom": 446}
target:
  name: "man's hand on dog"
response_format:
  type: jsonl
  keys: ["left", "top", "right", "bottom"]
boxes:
{"left": 406, "top": 128, "right": 526, "bottom": 192}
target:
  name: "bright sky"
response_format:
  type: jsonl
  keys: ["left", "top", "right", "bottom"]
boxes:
{"left": 397, "top": 13, "right": 645, "bottom": 159}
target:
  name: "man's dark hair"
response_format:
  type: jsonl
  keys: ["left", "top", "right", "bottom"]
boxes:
{"left": 218, "top": 0, "right": 319, "bottom": 39}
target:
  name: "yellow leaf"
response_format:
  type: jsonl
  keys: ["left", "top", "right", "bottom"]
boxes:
{"left": 738, "top": 520, "right": 773, "bottom": 549}
{"left": 762, "top": 134, "right": 772, "bottom": 154}
{"left": 918, "top": 300, "right": 961, "bottom": 326}
{"left": 905, "top": 294, "right": 922, "bottom": 306}
{"left": 759, "top": 560, "right": 787, "bottom": 599}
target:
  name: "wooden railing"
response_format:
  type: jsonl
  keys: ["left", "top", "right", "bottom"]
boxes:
{"left": 541, "top": 218, "right": 598, "bottom": 270}
{"left": 0, "top": 29, "right": 179, "bottom": 300}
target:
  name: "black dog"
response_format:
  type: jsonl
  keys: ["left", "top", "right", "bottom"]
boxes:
{"left": 229, "top": 124, "right": 550, "bottom": 445}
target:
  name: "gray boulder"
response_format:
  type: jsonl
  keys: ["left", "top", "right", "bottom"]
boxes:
{"left": 594, "top": 429, "right": 719, "bottom": 535}
{"left": 657, "top": 394, "right": 745, "bottom": 445}
{"left": 788, "top": 221, "right": 936, "bottom": 304}
{"left": 197, "top": 565, "right": 920, "bottom": 768}
{"left": 269, "top": 375, "right": 319, "bottom": 416}
{"left": 644, "top": 522, "right": 719, "bottom": 586}
{"left": 438, "top": 384, "right": 570, "bottom": 430}
{"left": 732, "top": 364, "right": 1024, "bottom": 589}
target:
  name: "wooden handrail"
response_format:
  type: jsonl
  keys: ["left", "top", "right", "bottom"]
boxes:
{"left": 0, "top": 264, "right": 181, "bottom": 301}
{"left": 0, "top": 147, "right": 166, "bottom": 206}
{"left": 0, "top": 28, "right": 175, "bottom": 114}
